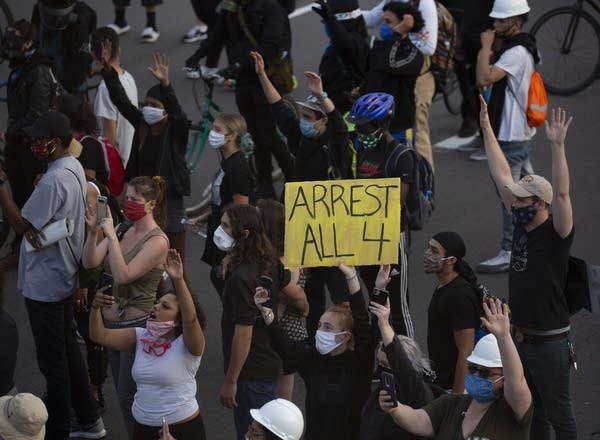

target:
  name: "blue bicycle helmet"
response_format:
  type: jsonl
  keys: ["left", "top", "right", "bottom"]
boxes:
{"left": 349, "top": 92, "right": 395, "bottom": 125}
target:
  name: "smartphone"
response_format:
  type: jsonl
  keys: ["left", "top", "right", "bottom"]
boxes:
{"left": 371, "top": 288, "right": 388, "bottom": 306}
{"left": 380, "top": 369, "right": 398, "bottom": 407}
{"left": 97, "top": 195, "right": 108, "bottom": 224}
{"left": 259, "top": 275, "right": 273, "bottom": 309}
{"left": 99, "top": 272, "right": 114, "bottom": 297}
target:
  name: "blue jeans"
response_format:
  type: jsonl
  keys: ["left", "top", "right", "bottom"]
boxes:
{"left": 516, "top": 337, "right": 577, "bottom": 440}
{"left": 233, "top": 380, "right": 276, "bottom": 440}
{"left": 25, "top": 297, "right": 97, "bottom": 440}
{"left": 498, "top": 140, "right": 534, "bottom": 251}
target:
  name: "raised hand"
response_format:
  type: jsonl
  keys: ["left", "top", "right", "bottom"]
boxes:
{"left": 338, "top": 260, "right": 356, "bottom": 279}
{"left": 304, "top": 71, "right": 324, "bottom": 97}
{"left": 99, "top": 206, "right": 117, "bottom": 241}
{"left": 480, "top": 298, "right": 510, "bottom": 340}
{"left": 148, "top": 52, "right": 170, "bottom": 87}
{"left": 479, "top": 94, "right": 491, "bottom": 129}
{"left": 375, "top": 264, "right": 391, "bottom": 289}
{"left": 544, "top": 107, "right": 573, "bottom": 147}
{"left": 312, "top": 0, "right": 332, "bottom": 21}
{"left": 164, "top": 249, "right": 184, "bottom": 281}
{"left": 480, "top": 29, "right": 496, "bottom": 49}
{"left": 250, "top": 51, "right": 266, "bottom": 76}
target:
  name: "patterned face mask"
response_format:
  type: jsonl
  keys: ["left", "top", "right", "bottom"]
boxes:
{"left": 511, "top": 204, "right": 537, "bottom": 226}
{"left": 357, "top": 128, "right": 384, "bottom": 149}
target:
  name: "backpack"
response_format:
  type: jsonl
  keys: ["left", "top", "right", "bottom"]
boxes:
{"left": 384, "top": 142, "right": 435, "bottom": 231}
{"left": 430, "top": 2, "right": 458, "bottom": 75}
{"left": 525, "top": 71, "right": 548, "bottom": 127}
{"left": 564, "top": 255, "right": 590, "bottom": 315}
{"left": 76, "top": 134, "right": 126, "bottom": 196}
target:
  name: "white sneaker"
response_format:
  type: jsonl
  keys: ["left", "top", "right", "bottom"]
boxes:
{"left": 140, "top": 27, "right": 160, "bottom": 43}
{"left": 469, "top": 149, "right": 488, "bottom": 161}
{"left": 106, "top": 23, "right": 130, "bottom": 35}
{"left": 69, "top": 418, "right": 106, "bottom": 439}
{"left": 182, "top": 25, "right": 207, "bottom": 43}
{"left": 476, "top": 250, "right": 511, "bottom": 274}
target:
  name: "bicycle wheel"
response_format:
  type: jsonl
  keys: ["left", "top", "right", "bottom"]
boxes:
{"left": 442, "top": 69, "right": 461, "bottom": 115}
{"left": 531, "top": 7, "right": 600, "bottom": 96}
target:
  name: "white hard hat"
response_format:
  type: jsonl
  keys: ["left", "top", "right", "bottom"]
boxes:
{"left": 466, "top": 334, "right": 503, "bottom": 368}
{"left": 489, "top": 0, "right": 530, "bottom": 19}
{"left": 250, "top": 399, "right": 304, "bottom": 440}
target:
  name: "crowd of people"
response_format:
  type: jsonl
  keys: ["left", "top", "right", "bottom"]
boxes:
{"left": 0, "top": 0, "right": 583, "bottom": 440}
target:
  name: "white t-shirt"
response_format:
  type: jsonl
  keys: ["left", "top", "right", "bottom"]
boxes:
{"left": 361, "top": 0, "right": 438, "bottom": 56}
{"left": 131, "top": 328, "right": 203, "bottom": 426}
{"left": 494, "top": 45, "right": 536, "bottom": 142}
{"left": 94, "top": 70, "right": 138, "bottom": 166}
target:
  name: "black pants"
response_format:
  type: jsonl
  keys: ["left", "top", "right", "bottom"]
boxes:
{"left": 304, "top": 266, "right": 350, "bottom": 341}
{"left": 455, "top": 36, "right": 481, "bottom": 123}
{"left": 133, "top": 412, "right": 207, "bottom": 440}
{"left": 25, "top": 296, "right": 97, "bottom": 440}
{"left": 235, "top": 84, "right": 295, "bottom": 199}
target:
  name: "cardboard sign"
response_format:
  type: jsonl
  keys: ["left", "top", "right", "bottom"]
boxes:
{"left": 284, "top": 178, "right": 401, "bottom": 267}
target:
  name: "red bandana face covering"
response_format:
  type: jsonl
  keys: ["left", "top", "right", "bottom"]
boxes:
{"left": 140, "top": 338, "right": 172, "bottom": 356}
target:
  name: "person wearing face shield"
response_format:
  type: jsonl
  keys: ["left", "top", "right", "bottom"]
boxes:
{"left": 96, "top": 41, "right": 191, "bottom": 280}
{"left": 348, "top": 92, "right": 414, "bottom": 339}
{"left": 254, "top": 261, "right": 373, "bottom": 440}
{"left": 252, "top": 50, "right": 352, "bottom": 340}
{"left": 31, "top": 0, "right": 97, "bottom": 97}
{"left": 379, "top": 297, "right": 533, "bottom": 439}
{"left": 480, "top": 98, "right": 577, "bottom": 439}
{"left": 423, "top": 231, "right": 483, "bottom": 394}
{"left": 0, "top": 20, "right": 54, "bottom": 268}
{"left": 360, "top": 2, "right": 424, "bottom": 144}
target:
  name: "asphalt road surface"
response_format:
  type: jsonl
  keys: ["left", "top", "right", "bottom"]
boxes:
{"left": 1, "top": 0, "right": 599, "bottom": 438}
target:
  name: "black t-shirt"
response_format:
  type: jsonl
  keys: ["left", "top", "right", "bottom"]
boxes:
{"left": 0, "top": 310, "right": 18, "bottom": 395}
{"left": 221, "top": 260, "right": 283, "bottom": 382}
{"left": 214, "top": 150, "right": 251, "bottom": 208}
{"left": 357, "top": 141, "right": 414, "bottom": 231}
{"left": 78, "top": 137, "right": 108, "bottom": 184}
{"left": 509, "top": 217, "right": 574, "bottom": 330}
{"left": 427, "top": 276, "right": 482, "bottom": 390}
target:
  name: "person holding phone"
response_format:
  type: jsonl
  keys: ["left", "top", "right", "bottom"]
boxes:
{"left": 82, "top": 175, "right": 169, "bottom": 437}
{"left": 254, "top": 261, "right": 372, "bottom": 440}
{"left": 90, "top": 250, "right": 207, "bottom": 440}
{"left": 379, "top": 298, "right": 533, "bottom": 440}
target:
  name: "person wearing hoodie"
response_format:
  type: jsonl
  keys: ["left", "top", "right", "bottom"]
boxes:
{"left": 97, "top": 41, "right": 191, "bottom": 271}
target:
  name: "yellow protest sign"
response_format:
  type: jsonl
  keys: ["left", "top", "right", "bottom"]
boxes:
{"left": 284, "top": 178, "right": 401, "bottom": 267}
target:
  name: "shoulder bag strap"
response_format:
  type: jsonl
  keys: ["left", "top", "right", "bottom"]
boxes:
{"left": 237, "top": 7, "right": 259, "bottom": 49}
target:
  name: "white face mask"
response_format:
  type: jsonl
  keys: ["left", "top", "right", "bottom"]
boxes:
{"left": 315, "top": 329, "right": 347, "bottom": 355}
{"left": 208, "top": 129, "right": 227, "bottom": 149}
{"left": 142, "top": 106, "right": 166, "bottom": 125}
{"left": 213, "top": 225, "right": 235, "bottom": 251}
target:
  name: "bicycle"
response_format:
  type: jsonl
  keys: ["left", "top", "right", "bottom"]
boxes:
{"left": 530, "top": 0, "right": 600, "bottom": 95}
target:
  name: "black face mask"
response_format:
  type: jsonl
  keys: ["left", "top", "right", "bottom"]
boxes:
{"left": 39, "top": 4, "right": 76, "bottom": 31}
{"left": 0, "top": 30, "right": 26, "bottom": 62}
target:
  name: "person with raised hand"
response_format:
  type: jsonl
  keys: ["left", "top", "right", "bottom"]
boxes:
{"left": 90, "top": 249, "right": 207, "bottom": 440}
{"left": 379, "top": 297, "right": 532, "bottom": 439}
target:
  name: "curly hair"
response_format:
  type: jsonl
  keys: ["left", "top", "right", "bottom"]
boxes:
{"left": 128, "top": 176, "right": 167, "bottom": 229}
{"left": 225, "top": 204, "right": 274, "bottom": 276}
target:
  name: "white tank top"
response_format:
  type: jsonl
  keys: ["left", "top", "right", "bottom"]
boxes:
{"left": 131, "top": 327, "right": 203, "bottom": 426}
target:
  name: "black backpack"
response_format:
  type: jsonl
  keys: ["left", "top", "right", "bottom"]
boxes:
{"left": 384, "top": 142, "right": 435, "bottom": 231}
{"left": 564, "top": 256, "right": 590, "bottom": 315}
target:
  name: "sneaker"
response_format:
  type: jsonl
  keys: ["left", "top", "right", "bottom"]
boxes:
{"left": 476, "top": 250, "right": 511, "bottom": 274}
{"left": 182, "top": 25, "right": 207, "bottom": 43}
{"left": 140, "top": 26, "right": 160, "bottom": 43}
{"left": 69, "top": 418, "right": 106, "bottom": 439}
{"left": 458, "top": 118, "right": 478, "bottom": 138}
{"left": 106, "top": 23, "right": 130, "bottom": 35}
{"left": 469, "top": 150, "right": 488, "bottom": 161}
{"left": 456, "top": 136, "right": 482, "bottom": 152}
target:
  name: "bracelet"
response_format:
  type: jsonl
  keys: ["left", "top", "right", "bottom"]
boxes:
{"left": 316, "top": 92, "right": 328, "bottom": 101}
{"left": 345, "top": 273, "right": 357, "bottom": 281}
{"left": 373, "top": 287, "right": 389, "bottom": 295}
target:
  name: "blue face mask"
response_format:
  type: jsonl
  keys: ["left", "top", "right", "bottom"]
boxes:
{"left": 299, "top": 118, "right": 319, "bottom": 138}
{"left": 464, "top": 372, "right": 503, "bottom": 403}
{"left": 379, "top": 23, "right": 394, "bottom": 41}
{"left": 511, "top": 204, "right": 538, "bottom": 226}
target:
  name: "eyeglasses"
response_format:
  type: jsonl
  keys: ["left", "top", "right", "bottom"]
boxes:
{"left": 467, "top": 364, "right": 502, "bottom": 380}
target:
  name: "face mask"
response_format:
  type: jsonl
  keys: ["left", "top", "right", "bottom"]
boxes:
{"left": 142, "top": 106, "right": 166, "bottom": 125}
{"left": 357, "top": 129, "right": 384, "bottom": 149}
{"left": 465, "top": 372, "right": 503, "bottom": 403}
{"left": 299, "top": 118, "right": 320, "bottom": 138}
{"left": 423, "top": 253, "right": 452, "bottom": 273}
{"left": 31, "top": 139, "right": 57, "bottom": 161}
{"left": 1, "top": 30, "right": 25, "bottom": 61}
{"left": 511, "top": 204, "right": 537, "bottom": 227}
{"left": 315, "top": 329, "right": 347, "bottom": 355}
{"left": 146, "top": 320, "right": 176, "bottom": 338}
{"left": 124, "top": 200, "right": 150, "bottom": 222}
{"left": 213, "top": 225, "right": 235, "bottom": 251}
{"left": 379, "top": 23, "right": 394, "bottom": 41}
{"left": 208, "top": 130, "right": 226, "bottom": 149}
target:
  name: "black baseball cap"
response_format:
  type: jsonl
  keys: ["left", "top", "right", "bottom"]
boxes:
{"left": 23, "top": 111, "right": 72, "bottom": 141}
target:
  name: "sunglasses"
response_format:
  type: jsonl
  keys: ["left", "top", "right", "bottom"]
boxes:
{"left": 467, "top": 364, "right": 502, "bottom": 380}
